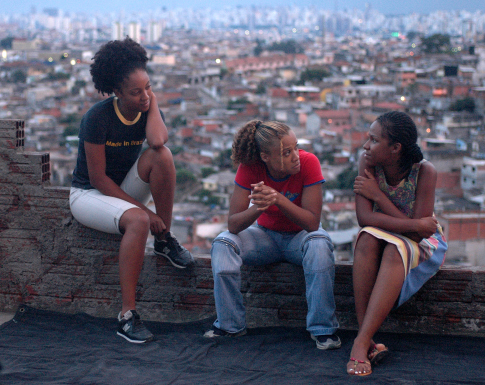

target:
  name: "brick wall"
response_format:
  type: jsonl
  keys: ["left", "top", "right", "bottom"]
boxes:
{"left": 1, "top": 119, "right": 485, "bottom": 336}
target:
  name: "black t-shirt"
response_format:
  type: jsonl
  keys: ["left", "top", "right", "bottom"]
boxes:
{"left": 71, "top": 96, "right": 164, "bottom": 189}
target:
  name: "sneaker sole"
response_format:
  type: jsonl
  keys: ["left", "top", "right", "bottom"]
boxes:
{"left": 311, "top": 335, "right": 342, "bottom": 350}
{"left": 116, "top": 331, "right": 154, "bottom": 344}
{"left": 315, "top": 341, "right": 341, "bottom": 350}
{"left": 203, "top": 329, "right": 247, "bottom": 338}
{"left": 153, "top": 250, "right": 188, "bottom": 269}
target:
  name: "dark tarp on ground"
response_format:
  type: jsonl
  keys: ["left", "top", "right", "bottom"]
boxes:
{"left": 0, "top": 305, "right": 484, "bottom": 384}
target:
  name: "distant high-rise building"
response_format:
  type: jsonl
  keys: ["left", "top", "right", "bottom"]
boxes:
{"left": 319, "top": 15, "right": 325, "bottom": 50}
{"left": 147, "top": 21, "right": 162, "bottom": 44}
{"left": 365, "top": 3, "right": 371, "bottom": 21}
{"left": 128, "top": 22, "right": 141, "bottom": 43}
{"left": 43, "top": 8, "right": 59, "bottom": 17}
{"left": 248, "top": 6, "right": 256, "bottom": 30}
{"left": 112, "top": 22, "right": 124, "bottom": 41}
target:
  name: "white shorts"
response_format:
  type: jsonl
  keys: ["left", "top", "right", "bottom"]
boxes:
{"left": 70, "top": 159, "right": 152, "bottom": 235}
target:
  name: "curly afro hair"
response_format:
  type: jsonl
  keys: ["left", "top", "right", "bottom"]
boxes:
{"left": 90, "top": 37, "right": 149, "bottom": 95}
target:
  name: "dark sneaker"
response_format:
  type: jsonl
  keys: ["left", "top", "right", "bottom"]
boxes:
{"left": 203, "top": 326, "right": 247, "bottom": 338}
{"left": 117, "top": 310, "right": 154, "bottom": 344}
{"left": 311, "top": 334, "right": 341, "bottom": 350}
{"left": 154, "top": 232, "right": 195, "bottom": 269}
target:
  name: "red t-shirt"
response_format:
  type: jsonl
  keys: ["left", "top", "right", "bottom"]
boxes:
{"left": 235, "top": 150, "right": 324, "bottom": 232}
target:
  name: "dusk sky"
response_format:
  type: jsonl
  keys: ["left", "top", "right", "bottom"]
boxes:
{"left": 2, "top": 0, "right": 485, "bottom": 15}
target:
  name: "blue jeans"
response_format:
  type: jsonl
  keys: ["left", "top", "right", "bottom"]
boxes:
{"left": 210, "top": 225, "right": 339, "bottom": 336}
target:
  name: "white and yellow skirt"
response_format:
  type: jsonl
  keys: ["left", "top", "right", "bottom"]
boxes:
{"left": 357, "top": 226, "right": 448, "bottom": 308}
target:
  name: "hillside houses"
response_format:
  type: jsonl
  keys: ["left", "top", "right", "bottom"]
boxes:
{"left": 2, "top": 7, "right": 485, "bottom": 265}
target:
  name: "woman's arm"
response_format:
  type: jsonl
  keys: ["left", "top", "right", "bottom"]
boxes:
{"left": 353, "top": 153, "right": 408, "bottom": 220}
{"left": 145, "top": 90, "right": 168, "bottom": 149}
{"left": 354, "top": 153, "right": 437, "bottom": 238}
{"left": 272, "top": 183, "right": 322, "bottom": 232}
{"left": 227, "top": 184, "right": 265, "bottom": 234}
{"left": 410, "top": 161, "right": 437, "bottom": 219}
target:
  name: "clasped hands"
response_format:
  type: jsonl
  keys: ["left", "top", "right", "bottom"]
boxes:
{"left": 249, "top": 181, "right": 278, "bottom": 211}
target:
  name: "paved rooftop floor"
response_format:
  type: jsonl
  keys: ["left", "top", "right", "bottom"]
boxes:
{"left": 0, "top": 305, "right": 484, "bottom": 384}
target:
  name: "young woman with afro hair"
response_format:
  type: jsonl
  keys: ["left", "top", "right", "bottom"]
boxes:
{"left": 70, "top": 37, "right": 194, "bottom": 343}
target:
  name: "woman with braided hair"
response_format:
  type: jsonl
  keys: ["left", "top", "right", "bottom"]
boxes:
{"left": 204, "top": 120, "right": 341, "bottom": 350}
{"left": 348, "top": 111, "right": 447, "bottom": 376}
{"left": 70, "top": 37, "right": 193, "bottom": 344}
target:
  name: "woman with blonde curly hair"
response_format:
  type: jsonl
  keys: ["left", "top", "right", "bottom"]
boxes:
{"left": 204, "top": 120, "right": 340, "bottom": 350}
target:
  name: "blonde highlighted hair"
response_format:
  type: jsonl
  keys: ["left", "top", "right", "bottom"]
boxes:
{"left": 231, "top": 120, "right": 291, "bottom": 168}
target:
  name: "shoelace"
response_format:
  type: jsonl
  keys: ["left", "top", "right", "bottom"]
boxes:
{"left": 166, "top": 235, "right": 183, "bottom": 251}
{"left": 128, "top": 311, "right": 142, "bottom": 329}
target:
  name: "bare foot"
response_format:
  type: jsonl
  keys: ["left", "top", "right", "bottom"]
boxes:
{"left": 347, "top": 358, "right": 372, "bottom": 376}
{"left": 368, "top": 343, "right": 389, "bottom": 364}
{"left": 347, "top": 339, "right": 372, "bottom": 376}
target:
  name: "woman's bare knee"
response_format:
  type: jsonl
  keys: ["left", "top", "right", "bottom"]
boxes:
{"left": 119, "top": 208, "right": 150, "bottom": 235}
{"left": 355, "top": 232, "right": 381, "bottom": 255}
{"left": 381, "top": 244, "right": 402, "bottom": 267}
{"left": 139, "top": 146, "right": 175, "bottom": 180}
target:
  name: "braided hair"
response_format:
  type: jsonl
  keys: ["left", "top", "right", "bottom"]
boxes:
{"left": 376, "top": 111, "right": 423, "bottom": 175}
{"left": 90, "top": 37, "right": 149, "bottom": 95}
{"left": 231, "top": 120, "right": 291, "bottom": 168}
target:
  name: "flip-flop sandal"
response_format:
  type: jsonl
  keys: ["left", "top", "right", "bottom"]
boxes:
{"left": 368, "top": 343, "right": 389, "bottom": 365}
{"left": 347, "top": 357, "right": 372, "bottom": 376}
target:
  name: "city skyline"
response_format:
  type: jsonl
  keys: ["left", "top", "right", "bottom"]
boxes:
{"left": 2, "top": 0, "right": 485, "bottom": 16}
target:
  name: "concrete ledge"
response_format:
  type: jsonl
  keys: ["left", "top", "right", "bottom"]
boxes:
{"left": 1, "top": 241, "right": 485, "bottom": 337}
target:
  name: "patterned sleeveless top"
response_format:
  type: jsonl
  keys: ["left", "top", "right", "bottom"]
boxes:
{"left": 373, "top": 160, "right": 426, "bottom": 218}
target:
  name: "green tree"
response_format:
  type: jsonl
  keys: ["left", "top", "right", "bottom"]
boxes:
{"left": 71, "top": 80, "right": 87, "bottom": 95}
{"left": 325, "top": 166, "right": 358, "bottom": 190}
{"left": 406, "top": 31, "right": 422, "bottom": 41}
{"left": 255, "top": 82, "right": 266, "bottom": 95}
{"left": 227, "top": 97, "right": 250, "bottom": 111}
{"left": 62, "top": 126, "right": 80, "bottom": 138}
{"left": 407, "top": 82, "right": 418, "bottom": 96}
{"left": 299, "top": 67, "right": 330, "bottom": 83}
{"left": 0, "top": 36, "right": 14, "bottom": 49}
{"left": 449, "top": 97, "right": 476, "bottom": 113}
{"left": 170, "top": 146, "right": 183, "bottom": 155}
{"left": 216, "top": 149, "right": 233, "bottom": 169}
{"left": 267, "top": 39, "right": 304, "bottom": 54}
{"left": 421, "top": 34, "right": 451, "bottom": 54}
{"left": 198, "top": 189, "right": 220, "bottom": 206}
{"left": 171, "top": 115, "right": 187, "bottom": 128}
{"left": 254, "top": 40, "right": 264, "bottom": 56}
{"left": 176, "top": 169, "right": 196, "bottom": 185}
{"left": 46, "top": 72, "right": 71, "bottom": 81}
{"left": 319, "top": 152, "right": 334, "bottom": 164}
{"left": 59, "top": 113, "right": 80, "bottom": 125}
{"left": 201, "top": 167, "right": 216, "bottom": 178}
{"left": 11, "top": 70, "right": 27, "bottom": 83}
{"left": 220, "top": 67, "right": 228, "bottom": 79}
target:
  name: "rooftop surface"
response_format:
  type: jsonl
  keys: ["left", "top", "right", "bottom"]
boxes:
{"left": 0, "top": 305, "right": 483, "bottom": 384}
